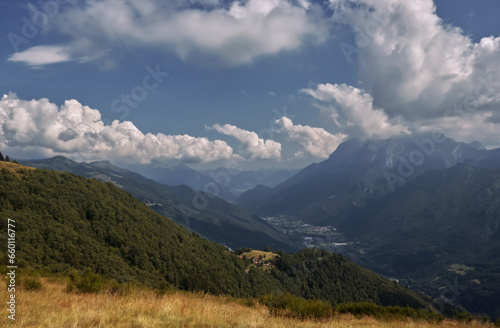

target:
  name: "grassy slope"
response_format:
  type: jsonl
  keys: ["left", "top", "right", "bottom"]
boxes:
{"left": 241, "top": 250, "right": 279, "bottom": 260}
{"left": 1, "top": 278, "right": 494, "bottom": 328}
{"left": 0, "top": 161, "right": 35, "bottom": 177}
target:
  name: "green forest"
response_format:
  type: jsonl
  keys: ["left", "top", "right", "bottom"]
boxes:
{"left": 0, "top": 163, "right": 431, "bottom": 310}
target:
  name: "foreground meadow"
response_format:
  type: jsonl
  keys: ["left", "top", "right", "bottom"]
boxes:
{"left": 1, "top": 278, "right": 495, "bottom": 328}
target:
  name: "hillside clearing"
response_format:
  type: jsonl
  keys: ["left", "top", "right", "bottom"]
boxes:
{"left": 0, "top": 161, "right": 34, "bottom": 178}
{"left": 241, "top": 250, "right": 279, "bottom": 260}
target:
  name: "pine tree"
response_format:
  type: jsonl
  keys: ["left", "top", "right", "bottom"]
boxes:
{"left": 0, "top": 152, "right": 3, "bottom": 161}
{"left": 5, "top": 155, "right": 10, "bottom": 162}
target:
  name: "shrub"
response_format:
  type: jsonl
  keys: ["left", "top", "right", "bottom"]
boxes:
{"left": 154, "top": 282, "right": 176, "bottom": 297}
{"left": 495, "top": 318, "right": 500, "bottom": 326}
{"left": 260, "top": 293, "right": 333, "bottom": 320}
{"left": 452, "top": 309, "right": 474, "bottom": 322}
{"left": 238, "top": 298, "right": 257, "bottom": 308}
{"left": 107, "top": 279, "right": 136, "bottom": 296}
{"left": 66, "top": 270, "right": 105, "bottom": 294}
{"left": 335, "top": 302, "right": 444, "bottom": 322}
{"left": 23, "top": 277, "right": 43, "bottom": 291}
{"left": 336, "top": 302, "right": 381, "bottom": 317}
{"left": 235, "top": 247, "right": 253, "bottom": 255}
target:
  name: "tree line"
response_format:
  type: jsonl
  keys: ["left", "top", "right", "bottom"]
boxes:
{"left": 0, "top": 151, "right": 10, "bottom": 162}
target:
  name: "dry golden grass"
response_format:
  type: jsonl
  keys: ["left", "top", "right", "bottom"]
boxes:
{"left": 1, "top": 278, "right": 495, "bottom": 328}
{"left": 0, "top": 161, "right": 35, "bottom": 178}
{"left": 241, "top": 250, "right": 279, "bottom": 260}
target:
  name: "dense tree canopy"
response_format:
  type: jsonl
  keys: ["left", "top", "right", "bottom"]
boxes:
{"left": 0, "top": 164, "right": 431, "bottom": 308}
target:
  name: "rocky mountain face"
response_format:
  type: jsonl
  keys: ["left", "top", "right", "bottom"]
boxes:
{"left": 237, "top": 134, "right": 500, "bottom": 318}
{"left": 237, "top": 133, "right": 489, "bottom": 225}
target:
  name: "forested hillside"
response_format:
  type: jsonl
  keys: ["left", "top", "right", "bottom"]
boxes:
{"left": 23, "top": 156, "right": 295, "bottom": 252}
{"left": 341, "top": 164, "right": 500, "bottom": 318}
{"left": 0, "top": 162, "right": 431, "bottom": 309}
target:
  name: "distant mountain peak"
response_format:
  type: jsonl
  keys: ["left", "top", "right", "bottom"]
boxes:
{"left": 50, "top": 155, "right": 71, "bottom": 160}
{"left": 90, "top": 160, "right": 114, "bottom": 168}
{"left": 47, "top": 155, "right": 76, "bottom": 163}
{"left": 327, "top": 134, "right": 487, "bottom": 165}
{"left": 172, "top": 163, "right": 194, "bottom": 171}
{"left": 25, "top": 156, "right": 80, "bottom": 169}
{"left": 469, "top": 140, "right": 487, "bottom": 151}
{"left": 328, "top": 138, "right": 363, "bottom": 159}
{"left": 237, "top": 133, "right": 492, "bottom": 223}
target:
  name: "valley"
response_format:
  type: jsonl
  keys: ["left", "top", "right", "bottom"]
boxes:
{"left": 236, "top": 135, "right": 500, "bottom": 319}
{"left": 0, "top": 162, "right": 434, "bottom": 311}
{"left": 22, "top": 156, "right": 297, "bottom": 252}
{"left": 262, "top": 215, "right": 351, "bottom": 251}
{"left": 4, "top": 0, "right": 500, "bottom": 325}
{"left": 2, "top": 0, "right": 500, "bottom": 325}
{"left": 3, "top": 133, "right": 500, "bottom": 323}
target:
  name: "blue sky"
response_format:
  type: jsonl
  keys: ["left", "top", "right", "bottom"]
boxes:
{"left": 1, "top": 0, "right": 500, "bottom": 170}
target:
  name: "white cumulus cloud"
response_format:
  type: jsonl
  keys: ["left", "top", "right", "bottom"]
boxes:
{"left": 275, "top": 116, "right": 347, "bottom": 158}
{"left": 211, "top": 123, "right": 281, "bottom": 159}
{"left": 301, "top": 83, "right": 410, "bottom": 139}
{"left": 0, "top": 93, "right": 238, "bottom": 164}
{"left": 25, "top": 0, "right": 327, "bottom": 68}
{"left": 8, "top": 45, "right": 72, "bottom": 67}
{"left": 327, "top": 0, "right": 500, "bottom": 147}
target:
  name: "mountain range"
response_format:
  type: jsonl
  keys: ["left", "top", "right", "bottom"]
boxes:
{"left": 237, "top": 133, "right": 489, "bottom": 226}
{"left": 0, "top": 161, "right": 433, "bottom": 310}
{"left": 131, "top": 163, "right": 298, "bottom": 202}
{"left": 21, "top": 156, "right": 295, "bottom": 252}
{"left": 235, "top": 133, "right": 500, "bottom": 318}
{"left": 342, "top": 163, "right": 500, "bottom": 317}
{"left": 16, "top": 133, "right": 500, "bottom": 317}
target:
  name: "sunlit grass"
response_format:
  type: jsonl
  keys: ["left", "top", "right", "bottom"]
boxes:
{"left": 1, "top": 278, "right": 495, "bottom": 328}
{"left": 240, "top": 250, "right": 279, "bottom": 260}
{"left": 0, "top": 161, "right": 34, "bottom": 179}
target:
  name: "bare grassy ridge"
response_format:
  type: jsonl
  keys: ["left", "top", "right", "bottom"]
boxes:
{"left": 0, "top": 161, "right": 35, "bottom": 179}
{"left": 240, "top": 250, "right": 279, "bottom": 260}
{"left": 1, "top": 278, "right": 494, "bottom": 328}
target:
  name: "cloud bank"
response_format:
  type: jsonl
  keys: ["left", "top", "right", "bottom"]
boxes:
{"left": 0, "top": 93, "right": 340, "bottom": 164}
{"left": 326, "top": 0, "right": 500, "bottom": 147}
{"left": 212, "top": 123, "right": 281, "bottom": 159}
{"left": 6, "top": 0, "right": 500, "bottom": 161}
{"left": 0, "top": 93, "right": 239, "bottom": 164}
{"left": 301, "top": 83, "right": 410, "bottom": 139}
{"left": 12, "top": 0, "right": 326, "bottom": 68}
{"left": 275, "top": 116, "right": 347, "bottom": 158}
